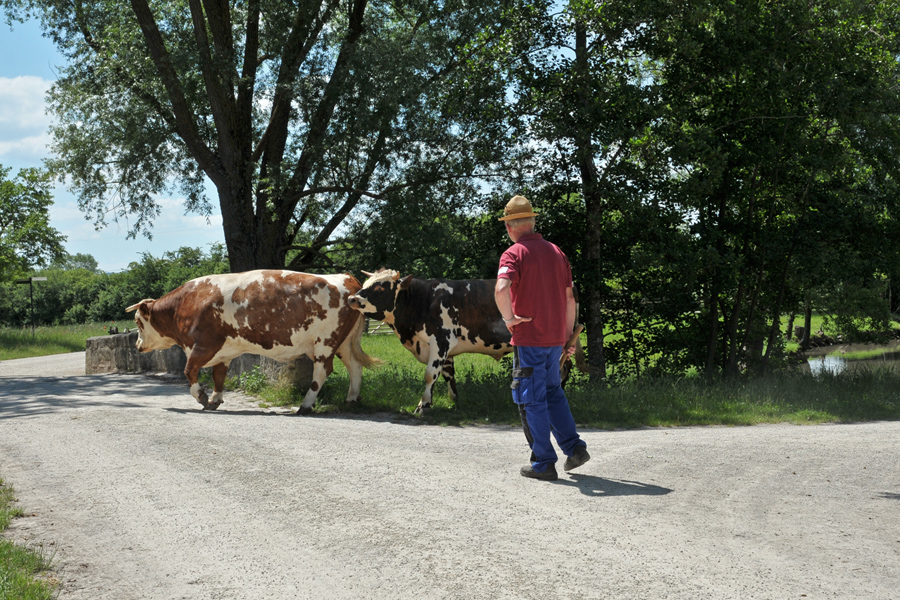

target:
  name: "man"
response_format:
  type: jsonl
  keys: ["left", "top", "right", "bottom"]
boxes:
{"left": 494, "top": 195, "right": 590, "bottom": 481}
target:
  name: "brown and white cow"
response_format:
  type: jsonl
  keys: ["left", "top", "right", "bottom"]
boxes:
{"left": 347, "top": 269, "right": 585, "bottom": 414}
{"left": 126, "top": 270, "right": 379, "bottom": 415}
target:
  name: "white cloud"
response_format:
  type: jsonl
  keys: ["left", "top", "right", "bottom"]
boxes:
{"left": 0, "top": 74, "right": 228, "bottom": 271}
{"left": 0, "top": 132, "right": 52, "bottom": 158}
{"left": 0, "top": 75, "right": 53, "bottom": 161}
{"left": 47, "top": 190, "right": 226, "bottom": 272}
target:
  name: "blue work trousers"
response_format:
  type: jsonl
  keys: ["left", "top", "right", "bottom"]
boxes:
{"left": 512, "top": 345, "right": 584, "bottom": 472}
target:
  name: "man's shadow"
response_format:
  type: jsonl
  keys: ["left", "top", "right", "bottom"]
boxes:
{"left": 558, "top": 474, "right": 672, "bottom": 497}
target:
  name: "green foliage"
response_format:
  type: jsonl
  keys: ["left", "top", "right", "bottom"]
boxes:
{"left": 648, "top": 0, "right": 900, "bottom": 374}
{"left": 0, "top": 244, "right": 228, "bottom": 327}
{"left": 456, "top": 0, "right": 900, "bottom": 378}
{"left": 236, "top": 366, "right": 268, "bottom": 395}
{"left": 5, "top": 0, "right": 516, "bottom": 271}
{"left": 0, "top": 166, "right": 66, "bottom": 282}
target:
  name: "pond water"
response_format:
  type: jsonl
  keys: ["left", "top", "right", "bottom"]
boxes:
{"left": 803, "top": 342, "right": 900, "bottom": 376}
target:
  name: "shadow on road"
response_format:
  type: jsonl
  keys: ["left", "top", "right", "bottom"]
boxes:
{"left": 560, "top": 473, "right": 673, "bottom": 497}
{"left": 163, "top": 406, "right": 285, "bottom": 417}
{"left": 0, "top": 374, "right": 183, "bottom": 420}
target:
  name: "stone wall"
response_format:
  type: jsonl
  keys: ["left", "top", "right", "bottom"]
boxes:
{"left": 86, "top": 331, "right": 186, "bottom": 375}
{"left": 85, "top": 331, "right": 313, "bottom": 388}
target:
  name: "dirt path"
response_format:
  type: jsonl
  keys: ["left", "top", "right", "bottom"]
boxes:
{"left": 1, "top": 354, "right": 899, "bottom": 599}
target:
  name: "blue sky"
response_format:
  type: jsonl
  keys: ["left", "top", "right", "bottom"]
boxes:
{"left": 0, "top": 15, "right": 225, "bottom": 272}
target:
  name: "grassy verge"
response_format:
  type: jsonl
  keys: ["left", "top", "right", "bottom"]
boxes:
{"left": 235, "top": 334, "right": 900, "bottom": 428}
{"left": 0, "top": 322, "right": 129, "bottom": 361}
{"left": 4, "top": 322, "right": 899, "bottom": 428}
{"left": 0, "top": 479, "right": 57, "bottom": 599}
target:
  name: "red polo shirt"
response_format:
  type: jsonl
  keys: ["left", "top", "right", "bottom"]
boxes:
{"left": 497, "top": 232, "right": 572, "bottom": 347}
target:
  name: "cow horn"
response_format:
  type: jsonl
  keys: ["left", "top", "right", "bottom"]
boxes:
{"left": 125, "top": 299, "right": 155, "bottom": 312}
{"left": 361, "top": 270, "right": 375, "bottom": 277}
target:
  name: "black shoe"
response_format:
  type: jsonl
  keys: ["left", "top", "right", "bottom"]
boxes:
{"left": 520, "top": 464, "right": 558, "bottom": 481}
{"left": 564, "top": 446, "right": 590, "bottom": 472}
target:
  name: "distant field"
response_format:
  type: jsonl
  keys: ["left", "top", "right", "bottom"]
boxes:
{"left": 0, "top": 322, "right": 130, "bottom": 361}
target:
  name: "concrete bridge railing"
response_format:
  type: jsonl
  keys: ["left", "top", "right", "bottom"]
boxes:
{"left": 85, "top": 331, "right": 313, "bottom": 388}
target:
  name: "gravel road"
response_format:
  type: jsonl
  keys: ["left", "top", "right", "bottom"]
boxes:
{"left": 1, "top": 352, "right": 899, "bottom": 599}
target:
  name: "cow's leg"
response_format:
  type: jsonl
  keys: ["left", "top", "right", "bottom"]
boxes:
{"left": 296, "top": 357, "right": 333, "bottom": 416}
{"left": 338, "top": 351, "right": 364, "bottom": 405}
{"left": 184, "top": 347, "right": 215, "bottom": 409}
{"left": 441, "top": 357, "right": 458, "bottom": 402}
{"left": 416, "top": 349, "right": 446, "bottom": 414}
{"left": 207, "top": 363, "right": 228, "bottom": 410}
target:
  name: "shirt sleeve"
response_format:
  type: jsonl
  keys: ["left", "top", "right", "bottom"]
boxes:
{"left": 498, "top": 249, "right": 518, "bottom": 282}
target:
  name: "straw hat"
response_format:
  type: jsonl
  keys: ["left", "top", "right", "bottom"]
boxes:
{"left": 498, "top": 195, "right": 539, "bottom": 221}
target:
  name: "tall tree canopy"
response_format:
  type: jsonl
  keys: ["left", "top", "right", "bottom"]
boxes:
{"left": 476, "top": 0, "right": 900, "bottom": 378}
{"left": 654, "top": 0, "right": 900, "bottom": 374}
{"left": 0, "top": 165, "right": 66, "bottom": 281}
{"left": 3, "top": 0, "right": 510, "bottom": 272}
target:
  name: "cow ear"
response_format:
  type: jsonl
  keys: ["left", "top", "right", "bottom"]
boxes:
{"left": 399, "top": 275, "right": 414, "bottom": 290}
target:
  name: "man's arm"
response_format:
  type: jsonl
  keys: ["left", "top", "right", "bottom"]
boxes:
{"left": 564, "top": 286, "right": 577, "bottom": 356}
{"left": 566, "top": 286, "right": 576, "bottom": 334}
{"left": 495, "top": 278, "right": 531, "bottom": 332}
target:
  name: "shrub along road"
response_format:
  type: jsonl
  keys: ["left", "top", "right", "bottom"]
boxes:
{"left": 0, "top": 354, "right": 898, "bottom": 599}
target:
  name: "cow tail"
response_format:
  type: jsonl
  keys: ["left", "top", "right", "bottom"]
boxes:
{"left": 349, "top": 312, "right": 382, "bottom": 369}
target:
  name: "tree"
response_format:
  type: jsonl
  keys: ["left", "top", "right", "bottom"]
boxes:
{"left": 53, "top": 252, "right": 100, "bottom": 273}
{"left": 0, "top": 165, "right": 66, "bottom": 281}
{"left": 471, "top": 0, "right": 900, "bottom": 379}
{"left": 473, "top": 0, "right": 668, "bottom": 380}
{"left": 4, "top": 0, "right": 512, "bottom": 272}
{"left": 653, "top": 0, "right": 900, "bottom": 373}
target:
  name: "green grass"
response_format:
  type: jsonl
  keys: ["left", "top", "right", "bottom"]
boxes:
{"left": 242, "top": 333, "right": 900, "bottom": 428}
{"left": 832, "top": 347, "right": 900, "bottom": 361}
{"left": 562, "top": 368, "right": 900, "bottom": 428}
{"left": 4, "top": 322, "right": 900, "bottom": 428}
{"left": 0, "top": 322, "right": 130, "bottom": 361}
{"left": 0, "top": 479, "right": 57, "bottom": 600}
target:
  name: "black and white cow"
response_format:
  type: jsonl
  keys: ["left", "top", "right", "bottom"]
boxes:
{"left": 347, "top": 269, "right": 584, "bottom": 414}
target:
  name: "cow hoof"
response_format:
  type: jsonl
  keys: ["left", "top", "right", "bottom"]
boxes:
{"left": 414, "top": 404, "right": 431, "bottom": 415}
{"left": 296, "top": 406, "right": 313, "bottom": 416}
{"left": 203, "top": 400, "right": 222, "bottom": 411}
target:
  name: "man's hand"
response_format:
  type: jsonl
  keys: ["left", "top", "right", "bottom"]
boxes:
{"left": 504, "top": 315, "right": 532, "bottom": 332}
{"left": 560, "top": 324, "right": 583, "bottom": 365}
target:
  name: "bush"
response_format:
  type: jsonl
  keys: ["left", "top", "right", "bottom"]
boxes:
{"left": 60, "top": 304, "right": 88, "bottom": 325}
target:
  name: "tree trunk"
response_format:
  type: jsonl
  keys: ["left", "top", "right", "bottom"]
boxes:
{"left": 217, "top": 179, "right": 284, "bottom": 272}
{"left": 704, "top": 279, "right": 720, "bottom": 374}
{"left": 800, "top": 303, "right": 812, "bottom": 350}
{"left": 724, "top": 280, "right": 745, "bottom": 376}
{"left": 574, "top": 19, "right": 606, "bottom": 381}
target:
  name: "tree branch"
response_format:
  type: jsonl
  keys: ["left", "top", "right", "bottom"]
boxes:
{"left": 129, "top": 0, "right": 223, "bottom": 185}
